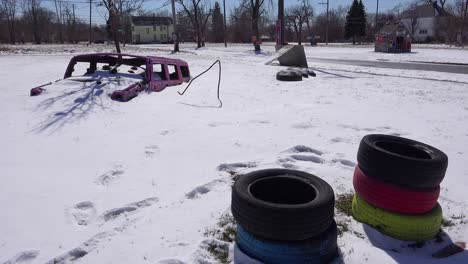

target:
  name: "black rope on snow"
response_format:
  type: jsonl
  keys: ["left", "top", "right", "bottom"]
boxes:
{"left": 178, "top": 60, "right": 223, "bottom": 108}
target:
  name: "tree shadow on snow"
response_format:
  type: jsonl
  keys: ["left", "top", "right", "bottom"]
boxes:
{"left": 31, "top": 81, "right": 111, "bottom": 133}
{"left": 362, "top": 223, "right": 468, "bottom": 264}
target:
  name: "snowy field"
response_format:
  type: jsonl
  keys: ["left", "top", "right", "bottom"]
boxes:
{"left": 1, "top": 43, "right": 468, "bottom": 263}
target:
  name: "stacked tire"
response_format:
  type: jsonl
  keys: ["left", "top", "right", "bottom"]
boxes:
{"left": 352, "top": 134, "right": 448, "bottom": 242}
{"left": 231, "top": 169, "right": 337, "bottom": 263}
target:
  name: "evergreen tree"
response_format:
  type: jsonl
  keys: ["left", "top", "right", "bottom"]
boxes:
{"left": 344, "top": 0, "right": 366, "bottom": 44}
{"left": 210, "top": 2, "right": 224, "bottom": 43}
{"left": 358, "top": 0, "right": 367, "bottom": 39}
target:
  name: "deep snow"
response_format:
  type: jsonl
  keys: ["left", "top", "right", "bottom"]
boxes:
{"left": 0, "top": 43, "right": 468, "bottom": 263}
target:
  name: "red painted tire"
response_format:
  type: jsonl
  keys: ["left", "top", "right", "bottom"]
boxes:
{"left": 353, "top": 166, "right": 440, "bottom": 214}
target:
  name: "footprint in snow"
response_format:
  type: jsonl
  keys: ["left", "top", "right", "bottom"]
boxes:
{"left": 250, "top": 120, "right": 270, "bottom": 124}
{"left": 289, "top": 155, "right": 323, "bottom": 164}
{"left": 291, "top": 122, "right": 315, "bottom": 129}
{"left": 100, "top": 197, "right": 159, "bottom": 222}
{"left": 145, "top": 145, "right": 160, "bottom": 158}
{"left": 216, "top": 162, "right": 257, "bottom": 172}
{"left": 332, "top": 158, "right": 357, "bottom": 168}
{"left": 279, "top": 162, "right": 299, "bottom": 169}
{"left": 156, "top": 259, "right": 187, "bottom": 264}
{"left": 284, "top": 145, "right": 323, "bottom": 155}
{"left": 95, "top": 165, "right": 124, "bottom": 186}
{"left": 69, "top": 201, "right": 97, "bottom": 226}
{"left": 330, "top": 137, "right": 351, "bottom": 144}
{"left": 45, "top": 231, "right": 114, "bottom": 264}
{"left": 185, "top": 179, "right": 226, "bottom": 199}
{"left": 2, "top": 250, "right": 39, "bottom": 264}
{"left": 339, "top": 124, "right": 376, "bottom": 132}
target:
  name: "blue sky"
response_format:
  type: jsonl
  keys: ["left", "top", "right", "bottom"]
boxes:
{"left": 41, "top": 0, "right": 426, "bottom": 25}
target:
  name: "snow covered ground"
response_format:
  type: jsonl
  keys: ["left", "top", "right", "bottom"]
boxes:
{"left": 0, "top": 43, "right": 468, "bottom": 263}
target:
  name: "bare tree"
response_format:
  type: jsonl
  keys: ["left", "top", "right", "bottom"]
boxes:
{"left": 241, "top": 0, "right": 272, "bottom": 51}
{"left": 178, "top": 0, "right": 212, "bottom": 48}
{"left": 53, "top": 0, "right": 63, "bottom": 43}
{"left": 100, "top": 0, "right": 144, "bottom": 52}
{"left": 286, "top": 0, "right": 313, "bottom": 45}
{"left": 438, "top": 0, "right": 447, "bottom": 9}
{"left": 101, "top": 0, "right": 121, "bottom": 53}
{"left": 120, "top": 0, "right": 144, "bottom": 46}
{"left": 0, "top": 0, "right": 17, "bottom": 43}
{"left": 312, "top": 6, "right": 347, "bottom": 43}
{"left": 22, "top": 0, "right": 42, "bottom": 44}
{"left": 402, "top": 1, "right": 421, "bottom": 37}
{"left": 199, "top": 2, "right": 212, "bottom": 46}
{"left": 451, "top": 0, "right": 468, "bottom": 46}
{"left": 230, "top": 4, "right": 251, "bottom": 43}
{"left": 62, "top": 3, "right": 76, "bottom": 43}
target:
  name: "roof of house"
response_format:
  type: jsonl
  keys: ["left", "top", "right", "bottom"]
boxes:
{"left": 401, "top": 2, "right": 451, "bottom": 19}
{"left": 131, "top": 16, "right": 173, "bottom": 26}
{"left": 377, "top": 22, "right": 409, "bottom": 35}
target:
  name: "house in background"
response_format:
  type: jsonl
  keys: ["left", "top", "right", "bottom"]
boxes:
{"left": 131, "top": 16, "right": 174, "bottom": 44}
{"left": 375, "top": 22, "right": 411, "bottom": 53}
{"left": 400, "top": 1, "right": 452, "bottom": 43}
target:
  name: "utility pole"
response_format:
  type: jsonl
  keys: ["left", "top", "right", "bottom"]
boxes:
{"left": 171, "top": 0, "right": 179, "bottom": 52}
{"left": 223, "top": 0, "right": 227, "bottom": 47}
{"left": 326, "top": 0, "right": 329, "bottom": 45}
{"left": 73, "top": 4, "right": 76, "bottom": 43}
{"left": 462, "top": 0, "right": 468, "bottom": 48}
{"left": 119, "top": 0, "right": 124, "bottom": 47}
{"left": 375, "top": 0, "right": 379, "bottom": 31}
{"left": 89, "top": 0, "right": 92, "bottom": 44}
{"left": 277, "top": 0, "right": 284, "bottom": 49}
{"left": 319, "top": 0, "right": 329, "bottom": 45}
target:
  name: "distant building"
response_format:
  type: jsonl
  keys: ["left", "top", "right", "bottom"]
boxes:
{"left": 375, "top": 22, "right": 411, "bottom": 53}
{"left": 400, "top": 2, "right": 451, "bottom": 42}
{"left": 131, "top": 16, "right": 174, "bottom": 44}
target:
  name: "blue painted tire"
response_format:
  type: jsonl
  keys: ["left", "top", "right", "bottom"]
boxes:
{"left": 236, "top": 221, "right": 337, "bottom": 264}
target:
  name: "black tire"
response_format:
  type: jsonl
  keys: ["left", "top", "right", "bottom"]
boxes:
{"left": 357, "top": 134, "right": 448, "bottom": 189}
{"left": 288, "top": 68, "right": 309, "bottom": 78}
{"left": 276, "top": 70, "right": 303, "bottom": 82}
{"left": 236, "top": 221, "right": 338, "bottom": 264}
{"left": 231, "top": 169, "right": 335, "bottom": 241}
{"left": 307, "top": 69, "right": 316, "bottom": 77}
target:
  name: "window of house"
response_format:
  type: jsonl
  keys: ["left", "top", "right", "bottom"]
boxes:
{"left": 153, "top": 64, "right": 167, "bottom": 80}
{"left": 153, "top": 34, "right": 157, "bottom": 42}
{"left": 419, "top": 29, "right": 428, "bottom": 34}
{"left": 160, "top": 34, "right": 164, "bottom": 40}
{"left": 146, "top": 28, "right": 149, "bottom": 34}
{"left": 153, "top": 25, "right": 156, "bottom": 31}
{"left": 167, "top": 65, "right": 179, "bottom": 80}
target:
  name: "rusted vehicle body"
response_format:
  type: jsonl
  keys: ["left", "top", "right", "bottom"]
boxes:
{"left": 30, "top": 53, "right": 190, "bottom": 102}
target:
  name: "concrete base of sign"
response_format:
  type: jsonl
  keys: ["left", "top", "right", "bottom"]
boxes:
{"left": 277, "top": 45, "right": 308, "bottom": 68}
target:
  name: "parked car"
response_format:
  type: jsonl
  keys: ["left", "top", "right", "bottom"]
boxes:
{"left": 30, "top": 53, "right": 191, "bottom": 102}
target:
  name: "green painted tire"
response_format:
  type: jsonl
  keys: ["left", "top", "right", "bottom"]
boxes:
{"left": 352, "top": 193, "right": 442, "bottom": 242}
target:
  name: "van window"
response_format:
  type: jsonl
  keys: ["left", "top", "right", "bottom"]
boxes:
{"left": 153, "top": 64, "right": 167, "bottom": 80}
{"left": 180, "top": 66, "right": 190, "bottom": 78}
{"left": 168, "top": 65, "right": 179, "bottom": 80}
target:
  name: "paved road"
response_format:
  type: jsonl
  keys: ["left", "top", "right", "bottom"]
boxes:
{"left": 307, "top": 57, "right": 468, "bottom": 75}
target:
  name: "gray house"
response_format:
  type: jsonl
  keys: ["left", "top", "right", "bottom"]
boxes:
{"left": 400, "top": 2, "right": 451, "bottom": 42}
{"left": 131, "top": 16, "right": 174, "bottom": 44}
{"left": 375, "top": 22, "right": 412, "bottom": 53}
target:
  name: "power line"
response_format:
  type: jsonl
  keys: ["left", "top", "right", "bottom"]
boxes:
{"left": 319, "top": 0, "right": 330, "bottom": 45}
